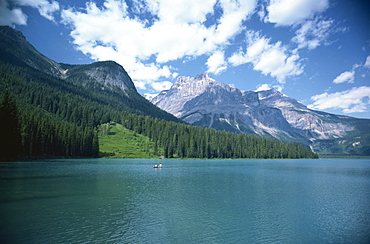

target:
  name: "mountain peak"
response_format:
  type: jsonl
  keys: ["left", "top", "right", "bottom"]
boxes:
{"left": 0, "top": 25, "right": 62, "bottom": 77}
{"left": 61, "top": 60, "right": 137, "bottom": 92}
{"left": 176, "top": 74, "right": 214, "bottom": 84}
{"left": 257, "top": 88, "right": 282, "bottom": 99}
{"left": 195, "top": 74, "right": 213, "bottom": 81}
{"left": 172, "top": 74, "right": 215, "bottom": 91}
{"left": 0, "top": 25, "right": 25, "bottom": 41}
{"left": 151, "top": 74, "right": 370, "bottom": 155}
{"left": 152, "top": 74, "right": 225, "bottom": 117}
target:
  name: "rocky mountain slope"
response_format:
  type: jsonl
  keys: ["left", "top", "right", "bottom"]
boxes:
{"left": 152, "top": 74, "right": 370, "bottom": 155}
{"left": 0, "top": 26, "right": 136, "bottom": 93}
{"left": 60, "top": 61, "right": 137, "bottom": 93}
{"left": 0, "top": 25, "right": 62, "bottom": 77}
{"left": 0, "top": 25, "right": 180, "bottom": 122}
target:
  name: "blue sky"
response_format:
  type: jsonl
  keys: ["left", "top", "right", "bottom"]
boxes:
{"left": 1, "top": 0, "right": 370, "bottom": 118}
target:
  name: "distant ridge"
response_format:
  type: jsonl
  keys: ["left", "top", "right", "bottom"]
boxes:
{"left": 152, "top": 74, "right": 370, "bottom": 155}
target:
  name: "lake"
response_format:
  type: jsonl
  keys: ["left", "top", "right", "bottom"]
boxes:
{"left": 0, "top": 158, "right": 369, "bottom": 243}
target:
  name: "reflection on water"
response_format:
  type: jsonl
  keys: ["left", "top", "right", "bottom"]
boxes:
{"left": 0, "top": 158, "right": 369, "bottom": 243}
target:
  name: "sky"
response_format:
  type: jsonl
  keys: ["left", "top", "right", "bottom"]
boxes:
{"left": 1, "top": 0, "right": 370, "bottom": 119}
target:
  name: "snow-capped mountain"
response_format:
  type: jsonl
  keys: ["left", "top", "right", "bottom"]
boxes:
{"left": 152, "top": 74, "right": 370, "bottom": 155}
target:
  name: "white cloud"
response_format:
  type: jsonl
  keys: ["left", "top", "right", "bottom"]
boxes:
{"left": 308, "top": 86, "right": 370, "bottom": 113}
{"left": 16, "top": 0, "right": 59, "bottom": 21}
{"left": 352, "top": 63, "right": 361, "bottom": 70}
{"left": 214, "top": 0, "right": 256, "bottom": 43}
{"left": 365, "top": 55, "right": 370, "bottom": 69}
{"left": 292, "top": 17, "right": 333, "bottom": 50}
{"left": 228, "top": 51, "right": 246, "bottom": 67}
{"left": 61, "top": 0, "right": 257, "bottom": 92}
{"left": 273, "top": 85, "right": 284, "bottom": 92}
{"left": 255, "top": 83, "right": 283, "bottom": 92}
{"left": 206, "top": 51, "right": 227, "bottom": 74}
{"left": 0, "top": 0, "right": 59, "bottom": 26}
{"left": 333, "top": 71, "right": 355, "bottom": 84}
{"left": 146, "top": 0, "right": 217, "bottom": 24}
{"left": 229, "top": 31, "right": 303, "bottom": 83}
{"left": 143, "top": 93, "right": 158, "bottom": 101}
{"left": 265, "top": 0, "right": 329, "bottom": 26}
{"left": 0, "top": 0, "right": 27, "bottom": 25}
{"left": 255, "top": 83, "right": 271, "bottom": 91}
{"left": 151, "top": 80, "right": 173, "bottom": 92}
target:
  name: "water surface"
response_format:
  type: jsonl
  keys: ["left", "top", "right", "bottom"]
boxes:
{"left": 0, "top": 158, "right": 369, "bottom": 243}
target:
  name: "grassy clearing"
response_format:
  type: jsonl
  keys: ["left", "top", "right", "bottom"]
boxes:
{"left": 98, "top": 122, "right": 162, "bottom": 158}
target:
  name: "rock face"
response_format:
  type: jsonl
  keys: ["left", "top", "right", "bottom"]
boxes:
{"left": 0, "top": 25, "right": 182, "bottom": 122}
{"left": 0, "top": 26, "right": 136, "bottom": 94}
{"left": 83, "top": 62, "right": 136, "bottom": 91}
{"left": 61, "top": 61, "right": 137, "bottom": 93}
{"left": 152, "top": 74, "right": 370, "bottom": 154}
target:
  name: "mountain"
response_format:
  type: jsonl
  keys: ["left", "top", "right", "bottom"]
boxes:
{"left": 0, "top": 25, "right": 180, "bottom": 122}
{"left": 60, "top": 61, "right": 137, "bottom": 93}
{"left": 152, "top": 74, "right": 370, "bottom": 155}
{"left": 0, "top": 25, "right": 178, "bottom": 159}
{"left": 0, "top": 25, "right": 136, "bottom": 93}
{"left": 0, "top": 25, "right": 62, "bottom": 77}
{"left": 0, "top": 25, "right": 318, "bottom": 160}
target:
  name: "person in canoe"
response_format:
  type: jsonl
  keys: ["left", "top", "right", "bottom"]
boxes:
{"left": 153, "top": 164, "right": 162, "bottom": 168}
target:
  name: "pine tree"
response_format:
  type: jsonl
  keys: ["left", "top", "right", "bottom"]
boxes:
{"left": 0, "top": 92, "right": 22, "bottom": 161}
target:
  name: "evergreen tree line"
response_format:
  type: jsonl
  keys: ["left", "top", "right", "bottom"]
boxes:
{"left": 121, "top": 115, "right": 318, "bottom": 159}
{"left": 19, "top": 111, "right": 99, "bottom": 158}
{"left": 0, "top": 92, "right": 99, "bottom": 161}
{"left": 0, "top": 59, "right": 318, "bottom": 160}
{"left": 0, "top": 91, "right": 22, "bottom": 161}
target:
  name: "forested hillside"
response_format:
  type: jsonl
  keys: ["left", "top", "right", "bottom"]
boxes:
{"left": 0, "top": 26, "right": 318, "bottom": 160}
{"left": 118, "top": 118, "right": 317, "bottom": 159}
{"left": 0, "top": 60, "right": 178, "bottom": 160}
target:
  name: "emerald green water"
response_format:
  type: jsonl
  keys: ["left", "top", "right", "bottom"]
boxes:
{"left": 0, "top": 158, "right": 369, "bottom": 243}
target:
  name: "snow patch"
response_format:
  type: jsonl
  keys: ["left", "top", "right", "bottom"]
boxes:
{"left": 352, "top": 142, "right": 361, "bottom": 147}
